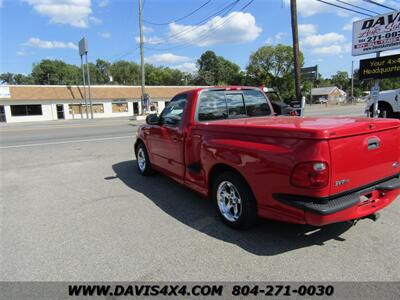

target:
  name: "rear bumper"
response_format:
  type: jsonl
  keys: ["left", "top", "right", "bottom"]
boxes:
{"left": 274, "top": 176, "right": 400, "bottom": 226}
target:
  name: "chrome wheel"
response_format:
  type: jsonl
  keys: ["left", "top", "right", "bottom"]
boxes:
{"left": 217, "top": 181, "right": 242, "bottom": 222}
{"left": 137, "top": 147, "right": 146, "bottom": 172}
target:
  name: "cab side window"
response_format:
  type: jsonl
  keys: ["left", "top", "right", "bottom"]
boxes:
{"left": 160, "top": 94, "right": 187, "bottom": 126}
{"left": 198, "top": 91, "right": 227, "bottom": 121}
{"left": 244, "top": 90, "right": 272, "bottom": 117}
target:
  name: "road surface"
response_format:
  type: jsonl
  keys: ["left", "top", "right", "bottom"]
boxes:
{"left": 1, "top": 116, "right": 399, "bottom": 281}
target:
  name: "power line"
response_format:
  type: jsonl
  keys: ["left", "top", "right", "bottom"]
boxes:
{"left": 362, "top": 0, "right": 396, "bottom": 11}
{"left": 165, "top": 0, "right": 240, "bottom": 43}
{"left": 315, "top": 0, "right": 374, "bottom": 17}
{"left": 109, "top": 46, "right": 140, "bottom": 62}
{"left": 335, "top": 0, "right": 379, "bottom": 15}
{"left": 145, "top": 0, "right": 240, "bottom": 47}
{"left": 107, "top": 1, "right": 232, "bottom": 63}
{"left": 145, "top": 0, "right": 254, "bottom": 52}
{"left": 143, "top": 0, "right": 212, "bottom": 26}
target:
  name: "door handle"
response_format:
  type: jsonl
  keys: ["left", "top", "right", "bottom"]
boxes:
{"left": 367, "top": 137, "right": 380, "bottom": 150}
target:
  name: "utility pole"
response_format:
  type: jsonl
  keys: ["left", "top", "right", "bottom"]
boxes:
{"left": 138, "top": 0, "right": 146, "bottom": 114}
{"left": 351, "top": 60, "right": 354, "bottom": 104}
{"left": 290, "top": 0, "right": 302, "bottom": 102}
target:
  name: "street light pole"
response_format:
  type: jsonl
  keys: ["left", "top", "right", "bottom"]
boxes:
{"left": 85, "top": 54, "right": 93, "bottom": 119}
{"left": 290, "top": 0, "right": 302, "bottom": 102}
{"left": 138, "top": 0, "right": 146, "bottom": 114}
{"left": 372, "top": 52, "right": 381, "bottom": 118}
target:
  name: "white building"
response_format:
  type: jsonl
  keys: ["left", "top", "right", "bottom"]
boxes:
{"left": 311, "top": 86, "right": 347, "bottom": 104}
{"left": 0, "top": 85, "right": 196, "bottom": 123}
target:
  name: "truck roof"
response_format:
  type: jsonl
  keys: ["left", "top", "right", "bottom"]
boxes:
{"left": 184, "top": 86, "right": 261, "bottom": 93}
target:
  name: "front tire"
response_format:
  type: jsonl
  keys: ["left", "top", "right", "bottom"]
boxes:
{"left": 135, "top": 143, "right": 154, "bottom": 176}
{"left": 212, "top": 171, "right": 259, "bottom": 229}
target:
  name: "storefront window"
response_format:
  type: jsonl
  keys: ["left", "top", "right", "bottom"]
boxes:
{"left": 11, "top": 105, "right": 42, "bottom": 116}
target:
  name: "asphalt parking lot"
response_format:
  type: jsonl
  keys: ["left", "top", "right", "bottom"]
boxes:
{"left": 1, "top": 116, "right": 399, "bottom": 281}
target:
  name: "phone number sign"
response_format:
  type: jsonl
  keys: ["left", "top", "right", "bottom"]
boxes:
{"left": 352, "top": 11, "right": 400, "bottom": 56}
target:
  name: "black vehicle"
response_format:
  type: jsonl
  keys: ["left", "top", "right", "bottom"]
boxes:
{"left": 262, "top": 88, "right": 297, "bottom": 116}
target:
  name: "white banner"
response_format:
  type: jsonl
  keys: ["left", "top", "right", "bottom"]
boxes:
{"left": 0, "top": 86, "right": 10, "bottom": 98}
{"left": 352, "top": 11, "right": 400, "bottom": 56}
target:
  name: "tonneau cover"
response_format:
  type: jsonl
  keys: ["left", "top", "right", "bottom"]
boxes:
{"left": 197, "top": 116, "right": 400, "bottom": 139}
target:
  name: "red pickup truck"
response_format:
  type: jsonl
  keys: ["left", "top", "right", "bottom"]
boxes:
{"left": 135, "top": 87, "right": 400, "bottom": 229}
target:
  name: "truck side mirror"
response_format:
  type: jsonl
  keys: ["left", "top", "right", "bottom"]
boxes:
{"left": 146, "top": 113, "right": 159, "bottom": 125}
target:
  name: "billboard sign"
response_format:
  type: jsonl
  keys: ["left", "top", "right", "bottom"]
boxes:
{"left": 352, "top": 11, "right": 400, "bottom": 56}
{"left": 359, "top": 54, "right": 400, "bottom": 80}
{"left": 301, "top": 65, "right": 318, "bottom": 80}
{"left": 79, "top": 37, "right": 88, "bottom": 56}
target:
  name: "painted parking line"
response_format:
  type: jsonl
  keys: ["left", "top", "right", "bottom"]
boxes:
{"left": 0, "top": 135, "right": 134, "bottom": 149}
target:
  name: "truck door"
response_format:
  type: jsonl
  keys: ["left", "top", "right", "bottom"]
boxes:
{"left": 148, "top": 94, "right": 187, "bottom": 180}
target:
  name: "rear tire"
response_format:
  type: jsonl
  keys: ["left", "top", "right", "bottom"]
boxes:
{"left": 135, "top": 143, "right": 154, "bottom": 176}
{"left": 212, "top": 171, "right": 259, "bottom": 229}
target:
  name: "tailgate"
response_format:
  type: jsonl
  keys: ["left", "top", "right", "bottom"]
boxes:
{"left": 329, "top": 126, "right": 399, "bottom": 195}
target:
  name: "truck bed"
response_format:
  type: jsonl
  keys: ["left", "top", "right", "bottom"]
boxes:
{"left": 197, "top": 116, "right": 400, "bottom": 139}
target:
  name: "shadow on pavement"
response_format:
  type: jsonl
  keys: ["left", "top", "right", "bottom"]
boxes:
{"left": 111, "top": 160, "right": 353, "bottom": 256}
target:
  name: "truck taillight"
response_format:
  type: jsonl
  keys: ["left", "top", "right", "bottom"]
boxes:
{"left": 290, "top": 162, "right": 329, "bottom": 189}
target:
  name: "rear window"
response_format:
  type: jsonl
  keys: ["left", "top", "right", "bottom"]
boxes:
{"left": 198, "top": 89, "right": 271, "bottom": 121}
{"left": 226, "top": 93, "right": 246, "bottom": 118}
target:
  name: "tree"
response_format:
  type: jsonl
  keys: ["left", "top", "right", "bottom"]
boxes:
{"left": 94, "top": 59, "right": 111, "bottom": 84}
{"left": 380, "top": 77, "right": 400, "bottom": 90}
{"left": 31, "top": 59, "right": 80, "bottom": 85}
{"left": 0, "top": 73, "right": 35, "bottom": 85}
{"left": 217, "top": 57, "right": 242, "bottom": 85}
{"left": 196, "top": 50, "right": 242, "bottom": 85}
{"left": 0, "top": 73, "right": 15, "bottom": 84}
{"left": 14, "top": 74, "right": 35, "bottom": 85}
{"left": 109, "top": 60, "right": 140, "bottom": 85}
{"left": 331, "top": 71, "right": 350, "bottom": 92}
{"left": 196, "top": 50, "right": 219, "bottom": 85}
{"left": 246, "top": 44, "right": 304, "bottom": 99}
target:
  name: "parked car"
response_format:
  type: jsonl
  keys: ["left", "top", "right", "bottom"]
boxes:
{"left": 135, "top": 86, "right": 400, "bottom": 229}
{"left": 366, "top": 89, "right": 400, "bottom": 118}
{"left": 262, "top": 87, "right": 297, "bottom": 116}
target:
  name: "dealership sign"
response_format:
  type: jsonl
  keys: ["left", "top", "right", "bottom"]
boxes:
{"left": 352, "top": 11, "right": 400, "bottom": 56}
{"left": 359, "top": 54, "right": 400, "bottom": 80}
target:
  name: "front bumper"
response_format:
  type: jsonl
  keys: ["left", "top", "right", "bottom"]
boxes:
{"left": 274, "top": 176, "right": 400, "bottom": 226}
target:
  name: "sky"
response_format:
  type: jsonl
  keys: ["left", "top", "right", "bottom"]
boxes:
{"left": 0, "top": 0, "right": 400, "bottom": 78}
